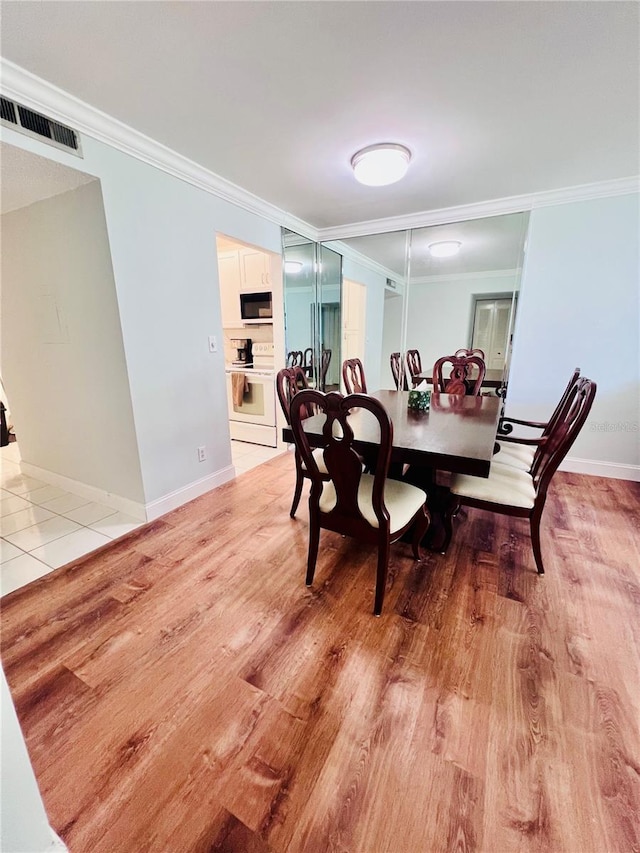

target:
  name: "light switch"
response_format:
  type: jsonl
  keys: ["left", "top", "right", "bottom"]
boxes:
{"left": 208, "top": 335, "right": 218, "bottom": 353}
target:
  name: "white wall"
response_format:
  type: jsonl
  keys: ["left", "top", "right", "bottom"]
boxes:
{"left": 2, "top": 126, "right": 283, "bottom": 515}
{"left": 405, "top": 272, "right": 520, "bottom": 375}
{"left": 342, "top": 256, "right": 386, "bottom": 392}
{"left": 1, "top": 181, "right": 145, "bottom": 504}
{"left": 1, "top": 667, "right": 66, "bottom": 853}
{"left": 507, "top": 193, "right": 640, "bottom": 478}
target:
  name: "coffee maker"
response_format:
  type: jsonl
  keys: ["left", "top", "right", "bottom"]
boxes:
{"left": 230, "top": 338, "right": 252, "bottom": 366}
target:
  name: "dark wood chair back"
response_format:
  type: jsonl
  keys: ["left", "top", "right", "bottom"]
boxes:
{"left": 276, "top": 366, "right": 311, "bottom": 424}
{"left": 342, "top": 358, "right": 367, "bottom": 394}
{"left": 319, "top": 349, "right": 332, "bottom": 390}
{"left": 390, "top": 352, "right": 407, "bottom": 390}
{"left": 454, "top": 347, "right": 486, "bottom": 360}
{"left": 405, "top": 349, "right": 423, "bottom": 386}
{"left": 303, "top": 347, "right": 314, "bottom": 377}
{"left": 432, "top": 354, "right": 486, "bottom": 395}
{"left": 286, "top": 350, "right": 304, "bottom": 368}
{"left": 498, "top": 367, "right": 581, "bottom": 440}
{"left": 289, "top": 389, "right": 430, "bottom": 614}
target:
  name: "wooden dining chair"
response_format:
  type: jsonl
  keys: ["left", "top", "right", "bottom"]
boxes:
{"left": 494, "top": 367, "right": 581, "bottom": 472}
{"left": 405, "top": 349, "right": 423, "bottom": 387}
{"left": 454, "top": 347, "right": 486, "bottom": 360}
{"left": 390, "top": 352, "right": 408, "bottom": 390}
{"left": 303, "top": 347, "right": 314, "bottom": 378}
{"left": 442, "top": 377, "right": 596, "bottom": 574}
{"left": 289, "top": 389, "right": 431, "bottom": 615}
{"left": 319, "top": 348, "right": 332, "bottom": 390}
{"left": 276, "top": 366, "right": 329, "bottom": 517}
{"left": 342, "top": 358, "right": 367, "bottom": 394}
{"left": 286, "top": 350, "right": 304, "bottom": 368}
{"left": 432, "top": 354, "right": 486, "bottom": 395}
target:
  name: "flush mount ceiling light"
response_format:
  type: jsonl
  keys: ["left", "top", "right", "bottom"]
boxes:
{"left": 428, "top": 240, "right": 462, "bottom": 258}
{"left": 351, "top": 143, "right": 412, "bottom": 186}
{"left": 284, "top": 260, "right": 303, "bottom": 273}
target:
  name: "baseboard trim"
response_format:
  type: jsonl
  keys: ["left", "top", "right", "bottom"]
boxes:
{"left": 19, "top": 462, "right": 147, "bottom": 521}
{"left": 559, "top": 456, "right": 640, "bottom": 482}
{"left": 145, "top": 466, "right": 236, "bottom": 521}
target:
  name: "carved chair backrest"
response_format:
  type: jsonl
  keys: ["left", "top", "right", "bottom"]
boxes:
{"left": 390, "top": 352, "right": 407, "bottom": 390}
{"left": 287, "top": 350, "right": 304, "bottom": 368}
{"left": 319, "top": 349, "right": 332, "bottom": 390}
{"left": 432, "top": 354, "right": 486, "bottom": 395}
{"left": 290, "top": 390, "right": 393, "bottom": 533}
{"left": 530, "top": 377, "right": 596, "bottom": 496}
{"left": 454, "top": 348, "right": 486, "bottom": 360}
{"left": 405, "top": 349, "right": 423, "bottom": 381}
{"left": 276, "top": 366, "right": 311, "bottom": 424}
{"left": 342, "top": 358, "right": 367, "bottom": 394}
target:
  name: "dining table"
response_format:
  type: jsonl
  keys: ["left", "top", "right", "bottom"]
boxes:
{"left": 282, "top": 389, "right": 502, "bottom": 548}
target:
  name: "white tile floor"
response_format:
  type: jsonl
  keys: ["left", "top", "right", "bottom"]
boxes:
{"left": 0, "top": 439, "right": 285, "bottom": 597}
{"left": 0, "top": 441, "right": 142, "bottom": 597}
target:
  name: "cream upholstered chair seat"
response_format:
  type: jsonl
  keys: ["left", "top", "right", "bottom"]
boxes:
{"left": 493, "top": 441, "right": 536, "bottom": 471}
{"left": 319, "top": 474, "right": 427, "bottom": 531}
{"left": 450, "top": 461, "right": 536, "bottom": 509}
{"left": 301, "top": 447, "right": 328, "bottom": 475}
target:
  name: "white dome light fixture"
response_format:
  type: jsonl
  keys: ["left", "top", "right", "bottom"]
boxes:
{"left": 284, "top": 260, "right": 303, "bottom": 274}
{"left": 351, "top": 143, "right": 412, "bottom": 186}
{"left": 428, "top": 240, "right": 462, "bottom": 258}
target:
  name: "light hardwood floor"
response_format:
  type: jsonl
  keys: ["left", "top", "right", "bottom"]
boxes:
{"left": 2, "top": 454, "right": 639, "bottom": 853}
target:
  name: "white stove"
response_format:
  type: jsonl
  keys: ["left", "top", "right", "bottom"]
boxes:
{"left": 251, "top": 341, "right": 275, "bottom": 371}
{"left": 225, "top": 340, "right": 277, "bottom": 447}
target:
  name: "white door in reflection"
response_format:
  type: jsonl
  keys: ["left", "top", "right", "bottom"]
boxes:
{"left": 472, "top": 298, "right": 513, "bottom": 370}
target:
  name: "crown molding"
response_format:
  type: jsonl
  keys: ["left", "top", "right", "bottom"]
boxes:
{"left": 325, "top": 239, "right": 405, "bottom": 285}
{"left": 317, "top": 176, "right": 640, "bottom": 241}
{"left": 410, "top": 268, "right": 521, "bottom": 286}
{"left": 0, "top": 59, "right": 319, "bottom": 241}
{"left": 3, "top": 59, "right": 637, "bottom": 245}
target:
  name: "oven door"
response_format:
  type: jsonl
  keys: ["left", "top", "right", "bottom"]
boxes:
{"left": 226, "top": 371, "right": 276, "bottom": 426}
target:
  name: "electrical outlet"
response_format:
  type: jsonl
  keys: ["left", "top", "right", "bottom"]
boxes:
{"left": 208, "top": 336, "right": 218, "bottom": 353}
{"left": 197, "top": 446, "right": 206, "bottom": 462}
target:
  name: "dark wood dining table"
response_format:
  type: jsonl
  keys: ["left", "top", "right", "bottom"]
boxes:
{"left": 282, "top": 389, "right": 502, "bottom": 549}
{"left": 283, "top": 390, "right": 502, "bottom": 478}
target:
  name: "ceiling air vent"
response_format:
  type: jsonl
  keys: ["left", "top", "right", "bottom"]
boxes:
{"left": 0, "top": 96, "right": 82, "bottom": 157}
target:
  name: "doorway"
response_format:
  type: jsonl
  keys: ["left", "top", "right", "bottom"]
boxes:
{"left": 471, "top": 295, "right": 514, "bottom": 371}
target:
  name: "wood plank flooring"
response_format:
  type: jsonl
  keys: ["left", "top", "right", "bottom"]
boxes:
{"left": 2, "top": 453, "right": 639, "bottom": 853}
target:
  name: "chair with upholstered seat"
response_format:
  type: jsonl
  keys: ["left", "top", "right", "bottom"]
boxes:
{"left": 276, "top": 366, "right": 329, "bottom": 517}
{"left": 442, "top": 377, "right": 596, "bottom": 574}
{"left": 494, "top": 367, "right": 581, "bottom": 472}
{"left": 342, "top": 358, "right": 367, "bottom": 394}
{"left": 405, "top": 349, "right": 423, "bottom": 387}
{"left": 433, "top": 354, "right": 486, "bottom": 395}
{"left": 289, "top": 389, "right": 431, "bottom": 615}
{"left": 390, "top": 352, "right": 408, "bottom": 390}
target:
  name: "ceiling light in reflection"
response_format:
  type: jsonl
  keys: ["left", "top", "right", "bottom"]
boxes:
{"left": 428, "top": 241, "right": 462, "bottom": 258}
{"left": 284, "top": 261, "right": 303, "bottom": 274}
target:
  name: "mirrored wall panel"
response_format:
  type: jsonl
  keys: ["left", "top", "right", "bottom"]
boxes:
{"left": 321, "top": 211, "right": 529, "bottom": 393}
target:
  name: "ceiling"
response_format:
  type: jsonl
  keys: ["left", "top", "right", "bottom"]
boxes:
{"left": 0, "top": 144, "right": 96, "bottom": 214}
{"left": 1, "top": 1, "right": 638, "bottom": 231}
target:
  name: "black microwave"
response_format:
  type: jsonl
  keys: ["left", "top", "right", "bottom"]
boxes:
{"left": 240, "top": 291, "right": 272, "bottom": 321}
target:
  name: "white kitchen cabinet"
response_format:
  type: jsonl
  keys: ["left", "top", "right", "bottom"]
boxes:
{"left": 218, "top": 251, "right": 242, "bottom": 326}
{"left": 239, "top": 248, "right": 271, "bottom": 291}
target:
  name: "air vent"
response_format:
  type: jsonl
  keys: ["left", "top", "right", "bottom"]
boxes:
{"left": 386, "top": 278, "right": 397, "bottom": 290}
{"left": 0, "top": 96, "right": 82, "bottom": 157}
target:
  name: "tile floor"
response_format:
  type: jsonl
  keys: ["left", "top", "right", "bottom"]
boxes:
{"left": 0, "top": 439, "right": 285, "bottom": 597}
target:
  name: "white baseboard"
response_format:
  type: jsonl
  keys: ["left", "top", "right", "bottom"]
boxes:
{"left": 144, "top": 466, "right": 236, "bottom": 521}
{"left": 560, "top": 456, "right": 640, "bottom": 482}
{"left": 49, "top": 828, "right": 68, "bottom": 852}
{"left": 19, "top": 462, "right": 147, "bottom": 521}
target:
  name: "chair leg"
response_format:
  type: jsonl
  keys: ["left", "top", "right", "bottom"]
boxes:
{"left": 374, "top": 537, "right": 391, "bottom": 616}
{"left": 306, "top": 513, "right": 320, "bottom": 586}
{"left": 290, "top": 468, "right": 304, "bottom": 518}
{"left": 441, "top": 497, "right": 461, "bottom": 553}
{"left": 530, "top": 508, "right": 545, "bottom": 574}
{"left": 411, "top": 506, "right": 431, "bottom": 559}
